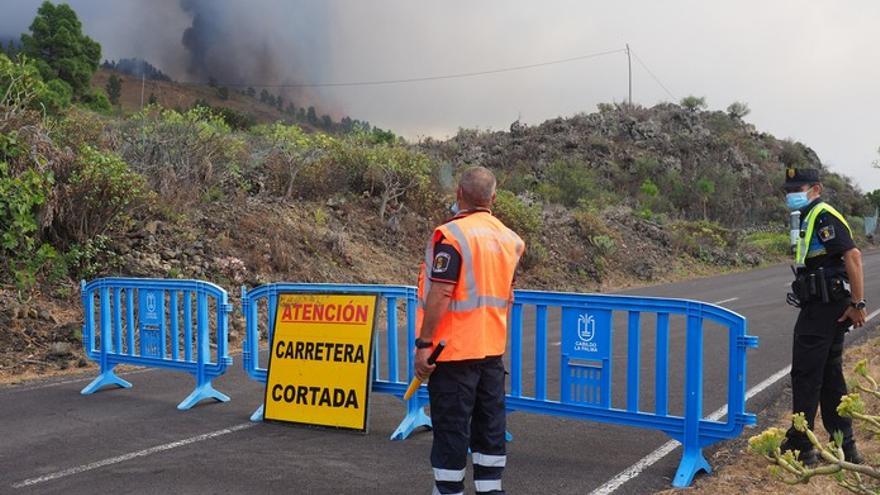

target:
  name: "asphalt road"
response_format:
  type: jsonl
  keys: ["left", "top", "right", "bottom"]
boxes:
{"left": 2, "top": 251, "right": 879, "bottom": 495}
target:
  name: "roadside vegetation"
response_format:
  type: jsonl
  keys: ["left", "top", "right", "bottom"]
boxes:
{"left": 0, "top": 2, "right": 877, "bottom": 379}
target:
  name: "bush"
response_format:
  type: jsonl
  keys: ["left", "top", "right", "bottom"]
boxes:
{"left": 680, "top": 95, "right": 707, "bottom": 112}
{"left": 0, "top": 53, "right": 71, "bottom": 116}
{"left": 750, "top": 358, "right": 880, "bottom": 493}
{"left": 114, "top": 105, "right": 242, "bottom": 198}
{"left": 494, "top": 190, "right": 541, "bottom": 237}
{"left": 744, "top": 231, "right": 789, "bottom": 257}
{"left": 727, "top": 101, "right": 750, "bottom": 119}
{"left": 47, "top": 145, "right": 151, "bottom": 247}
{"left": 536, "top": 159, "right": 602, "bottom": 207}
{"left": 363, "top": 144, "right": 432, "bottom": 220}
{"left": 80, "top": 88, "right": 112, "bottom": 114}
{"left": 0, "top": 155, "right": 51, "bottom": 253}
{"left": 251, "top": 122, "right": 333, "bottom": 200}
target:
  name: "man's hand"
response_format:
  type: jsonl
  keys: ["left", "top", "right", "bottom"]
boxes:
{"left": 839, "top": 305, "right": 868, "bottom": 328}
{"left": 415, "top": 347, "right": 436, "bottom": 381}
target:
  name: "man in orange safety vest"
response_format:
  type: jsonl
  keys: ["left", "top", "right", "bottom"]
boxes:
{"left": 415, "top": 166, "right": 524, "bottom": 495}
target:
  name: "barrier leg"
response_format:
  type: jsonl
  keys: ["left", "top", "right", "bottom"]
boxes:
{"left": 250, "top": 404, "right": 264, "bottom": 422}
{"left": 391, "top": 396, "right": 432, "bottom": 440}
{"left": 80, "top": 366, "right": 132, "bottom": 395}
{"left": 177, "top": 378, "right": 230, "bottom": 410}
{"left": 673, "top": 444, "right": 711, "bottom": 488}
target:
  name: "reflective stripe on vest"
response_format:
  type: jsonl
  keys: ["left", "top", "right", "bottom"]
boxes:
{"left": 794, "top": 202, "right": 852, "bottom": 266}
{"left": 443, "top": 222, "right": 519, "bottom": 312}
{"left": 416, "top": 212, "right": 524, "bottom": 361}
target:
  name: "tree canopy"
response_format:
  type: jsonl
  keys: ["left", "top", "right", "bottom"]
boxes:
{"left": 20, "top": 1, "right": 101, "bottom": 98}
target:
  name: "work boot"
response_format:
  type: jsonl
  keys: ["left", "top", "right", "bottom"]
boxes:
{"left": 843, "top": 443, "right": 864, "bottom": 464}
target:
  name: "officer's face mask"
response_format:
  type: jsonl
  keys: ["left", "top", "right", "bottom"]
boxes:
{"left": 449, "top": 201, "right": 460, "bottom": 215}
{"left": 786, "top": 191, "right": 810, "bottom": 210}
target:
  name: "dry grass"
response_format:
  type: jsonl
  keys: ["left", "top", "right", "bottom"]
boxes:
{"left": 658, "top": 324, "right": 880, "bottom": 495}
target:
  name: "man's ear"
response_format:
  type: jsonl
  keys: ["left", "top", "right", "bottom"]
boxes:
{"left": 490, "top": 191, "right": 497, "bottom": 204}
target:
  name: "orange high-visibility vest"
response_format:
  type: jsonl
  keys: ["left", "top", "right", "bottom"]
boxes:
{"left": 416, "top": 210, "right": 524, "bottom": 361}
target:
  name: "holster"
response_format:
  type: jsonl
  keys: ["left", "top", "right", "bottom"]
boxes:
{"left": 790, "top": 267, "right": 850, "bottom": 306}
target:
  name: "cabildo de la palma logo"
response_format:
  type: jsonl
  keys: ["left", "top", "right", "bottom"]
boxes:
{"left": 145, "top": 292, "right": 158, "bottom": 320}
{"left": 575, "top": 313, "right": 598, "bottom": 353}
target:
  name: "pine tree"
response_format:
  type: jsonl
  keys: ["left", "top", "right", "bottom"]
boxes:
{"left": 105, "top": 73, "right": 122, "bottom": 105}
{"left": 20, "top": 1, "right": 101, "bottom": 97}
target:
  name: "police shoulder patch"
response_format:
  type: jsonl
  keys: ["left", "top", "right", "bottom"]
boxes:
{"left": 432, "top": 252, "right": 451, "bottom": 273}
{"left": 818, "top": 225, "right": 835, "bottom": 242}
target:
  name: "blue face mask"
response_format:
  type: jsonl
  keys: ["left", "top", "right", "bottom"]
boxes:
{"left": 786, "top": 192, "right": 810, "bottom": 210}
{"left": 449, "top": 201, "right": 460, "bottom": 215}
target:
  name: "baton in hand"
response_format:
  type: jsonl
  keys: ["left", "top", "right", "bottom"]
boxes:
{"left": 403, "top": 340, "right": 446, "bottom": 400}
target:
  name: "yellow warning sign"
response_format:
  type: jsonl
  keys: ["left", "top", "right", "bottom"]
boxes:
{"left": 263, "top": 293, "right": 378, "bottom": 431}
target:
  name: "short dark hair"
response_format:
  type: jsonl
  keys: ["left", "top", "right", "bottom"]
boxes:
{"left": 459, "top": 166, "right": 496, "bottom": 207}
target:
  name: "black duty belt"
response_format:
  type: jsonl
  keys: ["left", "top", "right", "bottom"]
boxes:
{"left": 788, "top": 266, "right": 850, "bottom": 307}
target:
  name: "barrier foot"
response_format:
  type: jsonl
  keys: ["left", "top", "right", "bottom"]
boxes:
{"left": 250, "top": 405, "right": 264, "bottom": 422}
{"left": 391, "top": 406, "right": 432, "bottom": 440}
{"left": 80, "top": 369, "right": 132, "bottom": 395}
{"left": 672, "top": 446, "right": 711, "bottom": 488}
{"left": 177, "top": 382, "right": 230, "bottom": 410}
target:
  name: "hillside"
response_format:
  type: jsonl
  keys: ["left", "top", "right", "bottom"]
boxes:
{"left": 1, "top": 56, "right": 874, "bottom": 382}
{"left": 91, "top": 69, "right": 298, "bottom": 126}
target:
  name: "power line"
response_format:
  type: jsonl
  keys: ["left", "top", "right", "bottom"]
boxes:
{"left": 629, "top": 48, "right": 676, "bottom": 101}
{"left": 176, "top": 48, "right": 627, "bottom": 89}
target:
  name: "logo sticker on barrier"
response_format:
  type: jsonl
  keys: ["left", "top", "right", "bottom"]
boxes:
{"left": 263, "top": 293, "right": 378, "bottom": 432}
{"left": 138, "top": 289, "right": 164, "bottom": 358}
{"left": 562, "top": 308, "right": 611, "bottom": 359}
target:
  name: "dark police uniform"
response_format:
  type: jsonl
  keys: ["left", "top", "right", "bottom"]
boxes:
{"left": 782, "top": 169, "right": 859, "bottom": 460}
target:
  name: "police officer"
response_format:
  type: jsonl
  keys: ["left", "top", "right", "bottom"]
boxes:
{"left": 415, "top": 166, "right": 524, "bottom": 495}
{"left": 781, "top": 167, "right": 868, "bottom": 465}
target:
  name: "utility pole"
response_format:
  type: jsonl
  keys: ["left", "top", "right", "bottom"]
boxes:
{"left": 140, "top": 70, "right": 145, "bottom": 109}
{"left": 626, "top": 43, "right": 632, "bottom": 105}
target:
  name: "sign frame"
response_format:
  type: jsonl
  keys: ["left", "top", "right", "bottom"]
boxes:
{"left": 262, "top": 292, "right": 379, "bottom": 433}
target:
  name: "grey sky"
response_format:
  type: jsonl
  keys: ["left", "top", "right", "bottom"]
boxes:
{"left": 3, "top": 0, "right": 878, "bottom": 191}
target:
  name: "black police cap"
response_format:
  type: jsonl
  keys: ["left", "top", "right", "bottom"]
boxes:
{"left": 784, "top": 167, "right": 820, "bottom": 189}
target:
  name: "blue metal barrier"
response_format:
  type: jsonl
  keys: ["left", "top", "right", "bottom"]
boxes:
{"left": 80, "top": 277, "right": 233, "bottom": 410}
{"left": 241, "top": 283, "right": 758, "bottom": 488}
{"left": 506, "top": 290, "right": 758, "bottom": 488}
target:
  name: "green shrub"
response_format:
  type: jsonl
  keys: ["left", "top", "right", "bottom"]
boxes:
{"left": 115, "top": 105, "right": 241, "bottom": 197}
{"left": 573, "top": 207, "right": 612, "bottom": 238}
{"left": 680, "top": 95, "right": 707, "bottom": 112}
{"left": 0, "top": 53, "right": 71, "bottom": 115}
{"left": 65, "top": 234, "right": 123, "bottom": 279}
{"left": 494, "top": 190, "right": 541, "bottom": 237}
{"left": 590, "top": 234, "right": 617, "bottom": 256}
{"left": 80, "top": 88, "right": 112, "bottom": 114}
{"left": 0, "top": 157, "right": 51, "bottom": 253}
{"left": 744, "top": 231, "right": 789, "bottom": 257}
{"left": 536, "top": 159, "right": 601, "bottom": 207}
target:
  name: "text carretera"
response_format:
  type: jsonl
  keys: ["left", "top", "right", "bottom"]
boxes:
{"left": 274, "top": 340, "right": 365, "bottom": 363}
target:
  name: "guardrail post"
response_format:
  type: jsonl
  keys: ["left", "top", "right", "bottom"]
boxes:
{"left": 673, "top": 310, "right": 711, "bottom": 487}
{"left": 81, "top": 283, "right": 132, "bottom": 394}
{"left": 177, "top": 290, "right": 230, "bottom": 410}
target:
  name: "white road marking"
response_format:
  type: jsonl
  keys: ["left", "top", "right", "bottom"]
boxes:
{"left": 11, "top": 423, "right": 256, "bottom": 489}
{"left": 589, "top": 309, "right": 880, "bottom": 495}
{"left": 712, "top": 297, "right": 739, "bottom": 306}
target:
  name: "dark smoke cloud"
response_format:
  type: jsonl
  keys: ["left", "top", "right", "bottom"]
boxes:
{"left": 180, "top": 0, "right": 278, "bottom": 84}
{"left": 2, "top": 1, "right": 879, "bottom": 189}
